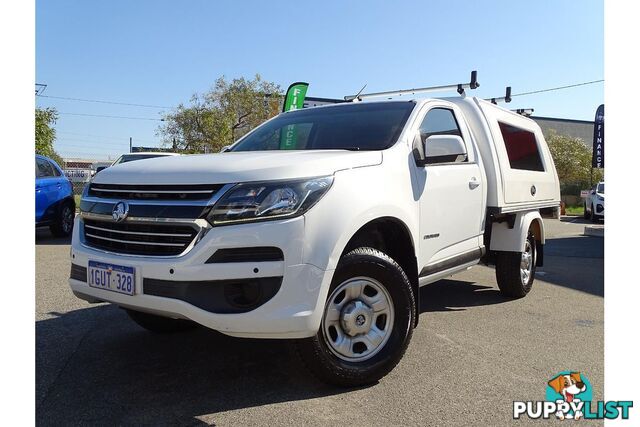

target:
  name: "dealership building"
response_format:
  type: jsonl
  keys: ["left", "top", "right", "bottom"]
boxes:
{"left": 531, "top": 116, "right": 594, "bottom": 147}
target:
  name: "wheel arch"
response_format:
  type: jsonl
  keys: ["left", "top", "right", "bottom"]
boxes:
{"left": 489, "top": 210, "right": 545, "bottom": 255}
{"left": 339, "top": 216, "right": 420, "bottom": 324}
{"left": 61, "top": 195, "right": 76, "bottom": 209}
{"left": 43, "top": 195, "right": 75, "bottom": 220}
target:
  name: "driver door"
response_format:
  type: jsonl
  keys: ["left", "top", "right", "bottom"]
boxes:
{"left": 414, "top": 102, "right": 484, "bottom": 275}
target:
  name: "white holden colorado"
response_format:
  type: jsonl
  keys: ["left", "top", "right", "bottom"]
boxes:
{"left": 70, "top": 91, "right": 560, "bottom": 386}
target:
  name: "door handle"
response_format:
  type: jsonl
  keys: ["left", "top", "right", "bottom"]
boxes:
{"left": 469, "top": 177, "right": 480, "bottom": 189}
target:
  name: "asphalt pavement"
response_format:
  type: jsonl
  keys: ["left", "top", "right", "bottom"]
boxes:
{"left": 35, "top": 217, "right": 604, "bottom": 426}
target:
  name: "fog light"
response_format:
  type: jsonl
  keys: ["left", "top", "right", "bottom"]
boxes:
{"left": 223, "top": 282, "right": 263, "bottom": 308}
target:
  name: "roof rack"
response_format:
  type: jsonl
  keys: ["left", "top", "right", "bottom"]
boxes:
{"left": 344, "top": 70, "right": 480, "bottom": 102}
{"left": 35, "top": 83, "right": 47, "bottom": 96}
{"left": 488, "top": 86, "right": 512, "bottom": 104}
{"left": 511, "top": 108, "right": 534, "bottom": 117}
{"left": 485, "top": 87, "right": 534, "bottom": 116}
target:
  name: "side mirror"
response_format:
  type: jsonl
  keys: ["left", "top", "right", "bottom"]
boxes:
{"left": 423, "top": 135, "right": 467, "bottom": 165}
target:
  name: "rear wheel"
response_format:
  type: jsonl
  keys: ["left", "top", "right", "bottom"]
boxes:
{"left": 50, "top": 201, "right": 74, "bottom": 237}
{"left": 495, "top": 233, "right": 536, "bottom": 298}
{"left": 590, "top": 204, "right": 598, "bottom": 223}
{"left": 125, "top": 309, "right": 197, "bottom": 334}
{"left": 296, "top": 247, "right": 415, "bottom": 387}
{"left": 583, "top": 202, "right": 589, "bottom": 219}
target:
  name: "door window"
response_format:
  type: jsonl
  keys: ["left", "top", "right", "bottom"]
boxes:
{"left": 48, "top": 160, "right": 62, "bottom": 176}
{"left": 415, "top": 108, "right": 466, "bottom": 164}
{"left": 419, "top": 108, "right": 462, "bottom": 142}
{"left": 36, "top": 158, "right": 55, "bottom": 178}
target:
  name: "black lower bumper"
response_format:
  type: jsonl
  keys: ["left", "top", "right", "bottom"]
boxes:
{"left": 143, "top": 277, "right": 282, "bottom": 314}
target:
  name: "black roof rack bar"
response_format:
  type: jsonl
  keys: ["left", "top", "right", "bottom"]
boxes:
{"left": 511, "top": 108, "right": 534, "bottom": 116}
{"left": 489, "top": 86, "right": 512, "bottom": 104}
{"left": 344, "top": 70, "right": 479, "bottom": 102}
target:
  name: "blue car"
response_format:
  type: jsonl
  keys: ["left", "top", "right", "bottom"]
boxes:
{"left": 36, "top": 154, "right": 75, "bottom": 237}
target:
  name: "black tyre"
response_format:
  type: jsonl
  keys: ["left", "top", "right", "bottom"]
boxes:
{"left": 495, "top": 233, "right": 536, "bottom": 298}
{"left": 583, "top": 202, "right": 589, "bottom": 219}
{"left": 125, "top": 309, "right": 197, "bottom": 334}
{"left": 50, "top": 200, "right": 75, "bottom": 237}
{"left": 296, "top": 247, "right": 416, "bottom": 387}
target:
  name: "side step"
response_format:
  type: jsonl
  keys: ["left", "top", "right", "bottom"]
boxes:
{"left": 419, "top": 247, "right": 485, "bottom": 278}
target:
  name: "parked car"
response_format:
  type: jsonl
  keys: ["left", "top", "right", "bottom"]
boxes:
{"left": 69, "top": 95, "right": 560, "bottom": 386}
{"left": 95, "top": 152, "right": 179, "bottom": 173}
{"left": 36, "top": 154, "right": 75, "bottom": 237}
{"left": 584, "top": 181, "right": 604, "bottom": 222}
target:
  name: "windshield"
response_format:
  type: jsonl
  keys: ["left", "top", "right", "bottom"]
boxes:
{"left": 597, "top": 183, "right": 604, "bottom": 194}
{"left": 113, "top": 154, "right": 170, "bottom": 165}
{"left": 230, "top": 101, "right": 415, "bottom": 152}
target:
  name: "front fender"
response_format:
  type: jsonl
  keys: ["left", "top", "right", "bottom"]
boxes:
{"left": 302, "top": 166, "right": 419, "bottom": 272}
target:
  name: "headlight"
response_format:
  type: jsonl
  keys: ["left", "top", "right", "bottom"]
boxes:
{"left": 597, "top": 195, "right": 604, "bottom": 201}
{"left": 207, "top": 176, "right": 333, "bottom": 225}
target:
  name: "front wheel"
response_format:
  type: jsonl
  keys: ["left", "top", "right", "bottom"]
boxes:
{"left": 296, "top": 247, "right": 416, "bottom": 387}
{"left": 50, "top": 201, "right": 74, "bottom": 237}
{"left": 495, "top": 234, "right": 536, "bottom": 298}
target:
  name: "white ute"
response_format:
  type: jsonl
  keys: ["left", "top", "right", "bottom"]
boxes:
{"left": 70, "top": 79, "right": 560, "bottom": 386}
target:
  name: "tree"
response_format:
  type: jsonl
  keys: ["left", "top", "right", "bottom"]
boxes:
{"left": 159, "top": 75, "right": 282, "bottom": 153}
{"left": 545, "top": 130, "right": 603, "bottom": 195}
{"left": 35, "top": 107, "right": 64, "bottom": 166}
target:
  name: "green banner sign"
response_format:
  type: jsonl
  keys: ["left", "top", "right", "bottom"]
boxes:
{"left": 282, "top": 82, "right": 309, "bottom": 112}
{"left": 280, "top": 82, "right": 309, "bottom": 149}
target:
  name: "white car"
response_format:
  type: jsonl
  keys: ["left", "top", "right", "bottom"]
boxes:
{"left": 584, "top": 181, "right": 604, "bottom": 222}
{"left": 111, "top": 151, "right": 180, "bottom": 165}
{"left": 95, "top": 152, "right": 180, "bottom": 173}
{"left": 69, "top": 94, "right": 560, "bottom": 386}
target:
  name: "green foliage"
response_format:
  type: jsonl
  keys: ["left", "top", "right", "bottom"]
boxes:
{"left": 35, "top": 107, "right": 58, "bottom": 154}
{"left": 545, "top": 130, "right": 603, "bottom": 196}
{"left": 35, "top": 107, "right": 65, "bottom": 166}
{"left": 564, "top": 205, "right": 585, "bottom": 216}
{"left": 159, "top": 75, "right": 282, "bottom": 153}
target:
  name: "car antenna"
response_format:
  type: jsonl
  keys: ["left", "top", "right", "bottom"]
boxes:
{"left": 349, "top": 84, "right": 367, "bottom": 103}
{"left": 345, "top": 70, "right": 479, "bottom": 102}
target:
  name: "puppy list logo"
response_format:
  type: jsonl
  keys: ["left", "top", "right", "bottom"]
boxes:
{"left": 513, "top": 371, "right": 633, "bottom": 420}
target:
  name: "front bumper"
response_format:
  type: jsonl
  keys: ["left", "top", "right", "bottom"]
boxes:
{"left": 594, "top": 203, "right": 604, "bottom": 217}
{"left": 69, "top": 216, "right": 334, "bottom": 339}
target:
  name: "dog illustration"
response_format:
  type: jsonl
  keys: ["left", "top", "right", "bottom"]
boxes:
{"left": 548, "top": 372, "right": 587, "bottom": 420}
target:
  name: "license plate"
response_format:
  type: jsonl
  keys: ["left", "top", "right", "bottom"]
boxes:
{"left": 88, "top": 261, "right": 136, "bottom": 295}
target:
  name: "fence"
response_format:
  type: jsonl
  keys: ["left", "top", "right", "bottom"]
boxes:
{"left": 63, "top": 161, "right": 107, "bottom": 196}
{"left": 62, "top": 147, "right": 180, "bottom": 196}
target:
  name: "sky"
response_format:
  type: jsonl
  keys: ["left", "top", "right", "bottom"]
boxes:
{"left": 36, "top": 0, "right": 604, "bottom": 161}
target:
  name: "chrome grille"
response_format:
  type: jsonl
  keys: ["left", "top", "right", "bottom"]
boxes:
{"left": 88, "top": 183, "right": 223, "bottom": 201}
{"left": 82, "top": 218, "right": 200, "bottom": 256}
